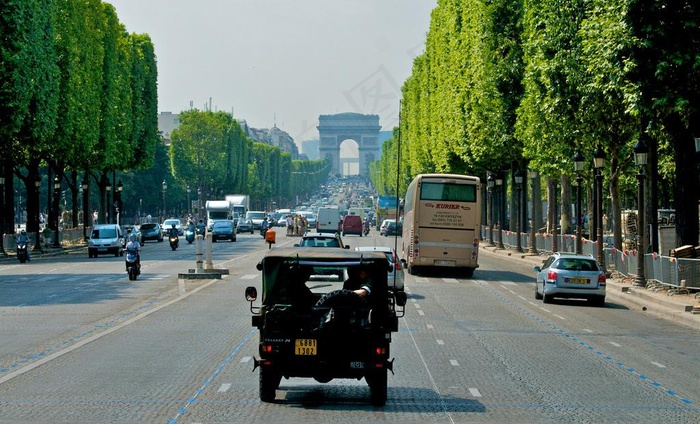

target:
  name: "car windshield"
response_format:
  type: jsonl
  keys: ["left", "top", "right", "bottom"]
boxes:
{"left": 140, "top": 224, "right": 157, "bottom": 230}
{"left": 163, "top": 220, "right": 179, "bottom": 226}
{"left": 92, "top": 228, "right": 117, "bottom": 239}
{"left": 300, "top": 237, "right": 340, "bottom": 247}
{"left": 213, "top": 222, "right": 231, "bottom": 228}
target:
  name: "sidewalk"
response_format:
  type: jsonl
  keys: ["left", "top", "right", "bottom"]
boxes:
{"left": 480, "top": 245, "right": 700, "bottom": 332}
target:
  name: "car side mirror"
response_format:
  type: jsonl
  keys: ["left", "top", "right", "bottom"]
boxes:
{"left": 395, "top": 291, "right": 407, "bottom": 307}
{"left": 256, "top": 261, "right": 263, "bottom": 271}
{"left": 245, "top": 286, "right": 257, "bottom": 302}
{"left": 400, "top": 258, "right": 407, "bottom": 266}
{"left": 344, "top": 245, "right": 350, "bottom": 249}
{"left": 293, "top": 243, "right": 300, "bottom": 247}
{"left": 533, "top": 266, "right": 541, "bottom": 272}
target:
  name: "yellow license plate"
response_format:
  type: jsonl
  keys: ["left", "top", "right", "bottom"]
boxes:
{"left": 295, "top": 339, "right": 317, "bottom": 355}
{"left": 569, "top": 278, "right": 589, "bottom": 284}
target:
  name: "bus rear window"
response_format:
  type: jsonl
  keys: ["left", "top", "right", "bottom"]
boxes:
{"left": 420, "top": 182, "right": 476, "bottom": 202}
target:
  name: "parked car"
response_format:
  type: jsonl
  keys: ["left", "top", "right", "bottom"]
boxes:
{"left": 294, "top": 232, "right": 348, "bottom": 249}
{"left": 139, "top": 223, "right": 163, "bottom": 242}
{"left": 534, "top": 252, "right": 606, "bottom": 306}
{"left": 341, "top": 214, "right": 363, "bottom": 237}
{"left": 236, "top": 219, "right": 254, "bottom": 234}
{"left": 211, "top": 220, "right": 236, "bottom": 242}
{"left": 244, "top": 247, "right": 406, "bottom": 405}
{"left": 162, "top": 218, "right": 183, "bottom": 235}
{"left": 355, "top": 246, "right": 405, "bottom": 291}
{"left": 88, "top": 224, "right": 125, "bottom": 258}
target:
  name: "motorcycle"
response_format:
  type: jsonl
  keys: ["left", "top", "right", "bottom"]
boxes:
{"left": 363, "top": 224, "right": 370, "bottom": 236}
{"left": 125, "top": 249, "right": 140, "bottom": 280}
{"left": 169, "top": 234, "right": 179, "bottom": 250}
{"left": 17, "top": 241, "right": 29, "bottom": 263}
{"left": 185, "top": 227, "right": 195, "bottom": 244}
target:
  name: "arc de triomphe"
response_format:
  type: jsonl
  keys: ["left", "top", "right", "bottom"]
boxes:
{"left": 317, "top": 113, "right": 381, "bottom": 177}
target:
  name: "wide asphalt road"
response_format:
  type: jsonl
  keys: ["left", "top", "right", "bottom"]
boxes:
{"left": 1, "top": 230, "right": 698, "bottom": 423}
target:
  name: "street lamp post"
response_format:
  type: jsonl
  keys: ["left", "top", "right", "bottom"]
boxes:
{"left": 116, "top": 180, "right": 123, "bottom": 226}
{"left": 187, "top": 185, "right": 191, "bottom": 218}
{"left": 528, "top": 170, "right": 538, "bottom": 254}
{"left": 53, "top": 176, "right": 61, "bottom": 248}
{"left": 515, "top": 170, "right": 524, "bottom": 253}
{"left": 34, "top": 175, "right": 42, "bottom": 252}
{"left": 82, "top": 176, "right": 89, "bottom": 241}
{"left": 487, "top": 174, "right": 495, "bottom": 245}
{"left": 574, "top": 151, "right": 585, "bottom": 254}
{"left": 162, "top": 180, "right": 167, "bottom": 221}
{"left": 632, "top": 140, "right": 648, "bottom": 287}
{"left": 105, "top": 177, "right": 112, "bottom": 224}
{"left": 552, "top": 177, "right": 559, "bottom": 253}
{"left": 593, "top": 146, "right": 606, "bottom": 267}
{"left": 496, "top": 173, "right": 505, "bottom": 249}
{"left": 0, "top": 173, "right": 5, "bottom": 257}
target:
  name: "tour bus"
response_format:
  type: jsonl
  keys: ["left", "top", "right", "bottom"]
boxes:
{"left": 400, "top": 173, "right": 482, "bottom": 277}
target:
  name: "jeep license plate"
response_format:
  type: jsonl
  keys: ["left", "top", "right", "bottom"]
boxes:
{"left": 295, "top": 339, "right": 317, "bottom": 355}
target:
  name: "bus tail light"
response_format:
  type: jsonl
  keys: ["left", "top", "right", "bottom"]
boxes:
{"left": 472, "top": 237, "right": 479, "bottom": 248}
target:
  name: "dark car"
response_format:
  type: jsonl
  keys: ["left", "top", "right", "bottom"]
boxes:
{"left": 139, "top": 223, "right": 163, "bottom": 243}
{"left": 211, "top": 220, "right": 236, "bottom": 242}
{"left": 384, "top": 220, "right": 401, "bottom": 237}
{"left": 236, "top": 219, "right": 254, "bottom": 234}
{"left": 294, "top": 232, "right": 348, "bottom": 249}
{"left": 245, "top": 247, "right": 407, "bottom": 406}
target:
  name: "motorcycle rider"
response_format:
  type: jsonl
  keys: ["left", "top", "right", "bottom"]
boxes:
{"left": 16, "top": 229, "right": 31, "bottom": 262}
{"left": 168, "top": 223, "right": 179, "bottom": 238}
{"left": 196, "top": 219, "right": 206, "bottom": 235}
{"left": 125, "top": 232, "right": 141, "bottom": 270}
{"left": 261, "top": 217, "right": 269, "bottom": 236}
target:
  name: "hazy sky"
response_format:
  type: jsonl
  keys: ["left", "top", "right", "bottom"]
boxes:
{"left": 107, "top": 0, "right": 437, "bottom": 145}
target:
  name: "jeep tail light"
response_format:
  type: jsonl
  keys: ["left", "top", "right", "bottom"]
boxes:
{"left": 261, "top": 344, "right": 273, "bottom": 354}
{"left": 393, "top": 253, "right": 401, "bottom": 270}
{"left": 375, "top": 347, "right": 386, "bottom": 355}
{"left": 547, "top": 271, "right": 557, "bottom": 281}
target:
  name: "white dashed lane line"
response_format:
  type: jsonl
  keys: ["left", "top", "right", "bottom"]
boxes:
{"left": 450, "top": 359, "right": 459, "bottom": 366}
{"left": 436, "top": 339, "right": 444, "bottom": 345}
{"left": 583, "top": 328, "right": 594, "bottom": 333}
{"left": 417, "top": 310, "right": 425, "bottom": 316}
{"left": 609, "top": 342, "right": 622, "bottom": 347}
{"left": 651, "top": 362, "right": 667, "bottom": 368}
{"left": 469, "top": 388, "right": 482, "bottom": 397}
{"left": 218, "top": 384, "right": 231, "bottom": 393}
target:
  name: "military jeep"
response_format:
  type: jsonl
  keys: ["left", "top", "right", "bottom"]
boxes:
{"left": 245, "top": 247, "right": 407, "bottom": 406}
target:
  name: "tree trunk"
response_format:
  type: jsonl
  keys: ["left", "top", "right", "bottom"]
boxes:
{"left": 561, "top": 174, "right": 572, "bottom": 234}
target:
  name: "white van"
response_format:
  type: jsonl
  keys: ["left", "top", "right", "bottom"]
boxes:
{"left": 316, "top": 207, "right": 341, "bottom": 234}
{"left": 88, "top": 224, "right": 124, "bottom": 258}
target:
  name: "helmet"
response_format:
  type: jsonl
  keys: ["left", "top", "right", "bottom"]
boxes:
{"left": 20, "top": 229, "right": 26, "bottom": 235}
{"left": 172, "top": 224, "right": 176, "bottom": 228}
{"left": 129, "top": 233, "right": 138, "bottom": 243}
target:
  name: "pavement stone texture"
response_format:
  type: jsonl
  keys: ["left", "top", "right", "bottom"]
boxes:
{"left": 480, "top": 245, "right": 700, "bottom": 332}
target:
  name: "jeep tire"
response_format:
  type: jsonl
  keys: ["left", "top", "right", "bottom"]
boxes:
{"left": 259, "top": 366, "right": 281, "bottom": 402}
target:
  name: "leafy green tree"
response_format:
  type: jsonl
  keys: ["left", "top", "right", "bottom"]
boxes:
{"left": 0, "top": 0, "right": 59, "bottom": 236}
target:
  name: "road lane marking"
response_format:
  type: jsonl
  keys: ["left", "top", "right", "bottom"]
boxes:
{"left": 651, "top": 362, "right": 667, "bottom": 368}
{"left": 450, "top": 359, "right": 459, "bottom": 366}
{"left": 241, "top": 274, "right": 257, "bottom": 280}
{"left": 411, "top": 298, "right": 417, "bottom": 303}
{"left": 218, "top": 384, "right": 231, "bottom": 392}
{"left": 540, "top": 307, "right": 551, "bottom": 313}
{"left": 414, "top": 303, "right": 421, "bottom": 309}
{"left": 468, "top": 388, "right": 482, "bottom": 397}
{"left": 553, "top": 314, "right": 566, "bottom": 320}
{"left": 426, "top": 324, "right": 434, "bottom": 329}
{"left": 0, "top": 277, "right": 222, "bottom": 386}
{"left": 518, "top": 295, "right": 527, "bottom": 301}
{"left": 528, "top": 301, "right": 537, "bottom": 306}
{"left": 501, "top": 281, "right": 516, "bottom": 286}
{"left": 418, "top": 310, "right": 425, "bottom": 316}
{"left": 240, "top": 356, "right": 252, "bottom": 363}
{"left": 583, "top": 328, "right": 593, "bottom": 333}
{"left": 436, "top": 339, "right": 444, "bottom": 345}
{"left": 443, "top": 278, "right": 459, "bottom": 283}
{"left": 609, "top": 342, "right": 621, "bottom": 347}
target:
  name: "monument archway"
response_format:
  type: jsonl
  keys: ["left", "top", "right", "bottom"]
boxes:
{"left": 317, "top": 113, "right": 381, "bottom": 177}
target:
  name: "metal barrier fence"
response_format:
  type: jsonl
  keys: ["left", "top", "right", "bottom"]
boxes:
{"left": 480, "top": 225, "right": 700, "bottom": 291}
{"left": 2, "top": 226, "right": 89, "bottom": 252}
